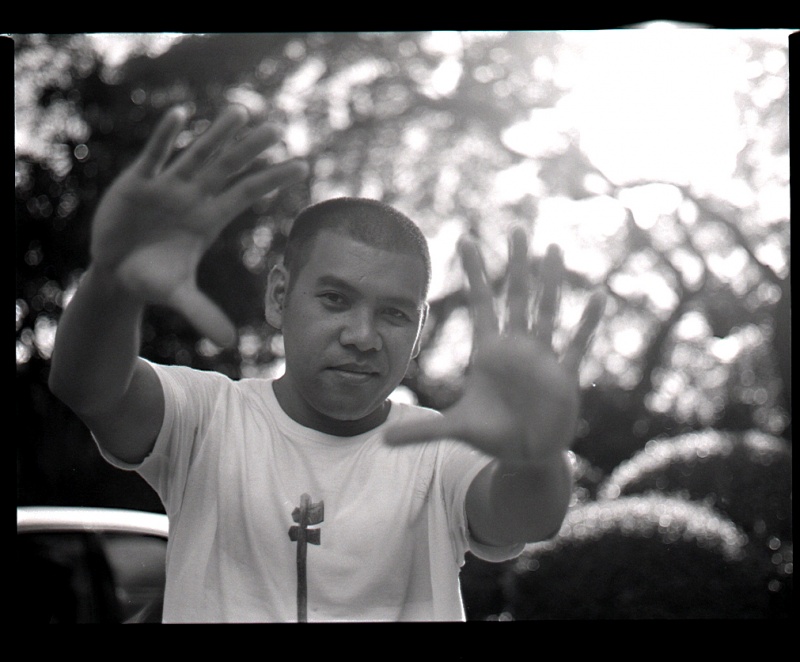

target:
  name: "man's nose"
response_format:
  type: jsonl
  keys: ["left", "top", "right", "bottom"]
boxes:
{"left": 340, "top": 309, "right": 382, "bottom": 352}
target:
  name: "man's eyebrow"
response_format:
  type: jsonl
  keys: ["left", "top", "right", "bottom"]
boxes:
{"left": 315, "top": 275, "right": 424, "bottom": 310}
{"left": 315, "top": 275, "right": 359, "bottom": 293}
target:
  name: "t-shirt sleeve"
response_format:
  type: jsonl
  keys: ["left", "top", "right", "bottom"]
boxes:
{"left": 95, "top": 361, "right": 226, "bottom": 517}
{"left": 89, "top": 360, "right": 182, "bottom": 476}
{"left": 437, "top": 439, "right": 525, "bottom": 564}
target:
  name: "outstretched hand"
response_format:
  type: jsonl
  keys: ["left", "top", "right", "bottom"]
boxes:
{"left": 90, "top": 105, "right": 308, "bottom": 347}
{"left": 385, "top": 227, "right": 606, "bottom": 466}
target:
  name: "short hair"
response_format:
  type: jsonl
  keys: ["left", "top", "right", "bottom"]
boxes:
{"left": 283, "top": 197, "right": 432, "bottom": 298}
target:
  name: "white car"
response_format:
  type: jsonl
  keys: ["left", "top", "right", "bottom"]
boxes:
{"left": 17, "top": 506, "right": 168, "bottom": 623}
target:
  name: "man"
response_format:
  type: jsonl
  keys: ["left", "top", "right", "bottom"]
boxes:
{"left": 48, "top": 105, "right": 606, "bottom": 622}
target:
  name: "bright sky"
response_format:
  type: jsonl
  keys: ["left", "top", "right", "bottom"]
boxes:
{"left": 497, "top": 26, "right": 790, "bottom": 277}
{"left": 560, "top": 26, "right": 747, "bottom": 189}
{"left": 83, "top": 30, "right": 777, "bottom": 199}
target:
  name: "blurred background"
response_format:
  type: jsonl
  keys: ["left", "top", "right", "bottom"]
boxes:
{"left": 15, "top": 28, "right": 792, "bottom": 619}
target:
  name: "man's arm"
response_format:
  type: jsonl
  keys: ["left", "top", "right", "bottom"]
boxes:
{"left": 386, "top": 229, "right": 606, "bottom": 546}
{"left": 48, "top": 265, "right": 163, "bottom": 464}
{"left": 466, "top": 454, "right": 573, "bottom": 546}
{"left": 49, "top": 105, "right": 308, "bottom": 464}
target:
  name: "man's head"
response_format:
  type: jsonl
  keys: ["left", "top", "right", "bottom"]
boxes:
{"left": 282, "top": 197, "right": 431, "bottom": 300}
{"left": 266, "top": 197, "right": 431, "bottom": 435}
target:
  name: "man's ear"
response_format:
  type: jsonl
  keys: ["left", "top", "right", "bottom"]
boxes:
{"left": 265, "top": 262, "right": 289, "bottom": 329}
{"left": 411, "top": 302, "right": 429, "bottom": 359}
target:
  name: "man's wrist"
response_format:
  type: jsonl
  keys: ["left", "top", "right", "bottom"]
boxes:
{"left": 84, "top": 262, "right": 148, "bottom": 306}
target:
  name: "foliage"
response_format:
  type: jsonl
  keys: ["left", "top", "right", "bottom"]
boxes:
{"left": 504, "top": 521, "right": 769, "bottom": 619}
{"left": 461, "top": 433, "right": 792, "bottom": 619}
{"left": 598, "top": 429, "right": 792, "bottom": 542}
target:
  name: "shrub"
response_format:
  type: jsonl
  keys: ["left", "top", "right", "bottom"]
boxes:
{"left": 502, "top": 495, "right": 769, "bottom": 619}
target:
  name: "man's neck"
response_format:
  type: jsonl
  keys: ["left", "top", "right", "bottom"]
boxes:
{"left": 271, "top": 379, "right": 392, "bottom": 437}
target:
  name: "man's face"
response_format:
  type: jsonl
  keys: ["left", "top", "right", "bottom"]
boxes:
{"left": 269, "top": 230, "right": 428, "bottom": 435}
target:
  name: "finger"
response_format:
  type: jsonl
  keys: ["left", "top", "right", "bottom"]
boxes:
{"left": 458, "top": 236, "right": 497, "bottom": 341}
{"left": 168, "top": 105, "right": 250, "bottom": 179}
{"left": 168, "top": 282, "right": 238, "bottom": 348}
{"left": 134, "top": 106, "right": 190, "bottom": 178}
{"left": 217, "top": 159, "right": 310, "bottom": 219}
{"left": 561, "top": 288, "right": 607, "bottom": 373}
{"left": 534, "top": 244, "right": 563, "bottom": 348}
{"left": 505, "top": 226, "right": 530, "bottom": 333}
{"left": 202, "top": 121, "right": 284, "bottom": 188}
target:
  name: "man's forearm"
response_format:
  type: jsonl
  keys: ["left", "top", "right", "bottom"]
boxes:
{"left": 466, "top": 451, "right": 574, "bottom": 547}
{"left": 48, "top": 265, "right": 146, "bottom": 417}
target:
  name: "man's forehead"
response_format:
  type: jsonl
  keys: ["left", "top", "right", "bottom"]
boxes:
{"left": 304, "top": 231, "right": 428, "bottom": 302}
{"left": 308, "top": 229, "right": 424, "bottom": 267}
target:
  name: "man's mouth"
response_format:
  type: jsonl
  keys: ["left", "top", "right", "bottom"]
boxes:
{"left": 326, "top": 363, "right": 381, "bottom": 382}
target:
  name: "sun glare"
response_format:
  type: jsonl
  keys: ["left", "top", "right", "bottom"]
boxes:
{"left": 494, "top": 27, "right": 791, "bottom": 280}
{"left": 561, "top": 29, "right": 746, "bottom": 190}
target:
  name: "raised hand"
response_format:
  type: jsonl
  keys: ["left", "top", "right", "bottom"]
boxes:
{"left": 385, "top": 227, "right": 606, "bottom": 466}
{"left": 90, "top": 105, "right": 308, "bottom": 347}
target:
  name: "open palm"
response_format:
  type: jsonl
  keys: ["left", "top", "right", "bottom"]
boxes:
{"left": 90, "top": 105, "right": 308, "bottom": 347}
{"left": 386, "top": 228, "right": 606, "bottom": 465}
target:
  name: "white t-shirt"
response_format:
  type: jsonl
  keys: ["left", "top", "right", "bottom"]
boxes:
{"left": 100, "top": 363, "right": 523, "bottom": 622}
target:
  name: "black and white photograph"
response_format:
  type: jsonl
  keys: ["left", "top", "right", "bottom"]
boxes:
{"left": 15, "top": 27, "right": 792, "bottom": 625}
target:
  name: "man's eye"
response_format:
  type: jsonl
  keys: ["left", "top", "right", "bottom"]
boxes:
{"left": 320, "top": 292, "right": 346, "bottom": 306}
{"left": 385, "top": 308, "right": 411, "bottom": 322}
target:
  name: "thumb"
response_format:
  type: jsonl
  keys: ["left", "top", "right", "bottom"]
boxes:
{"left": 384, "top": 414, "right": 459, "bottom": 446}
{"left": 169, "top": 283, "right": 238, "bottom": 349}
